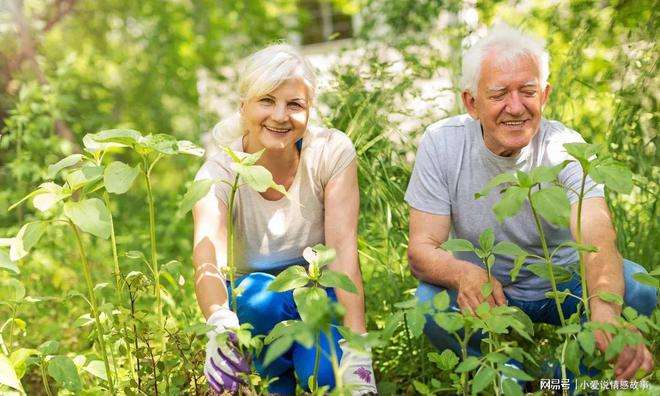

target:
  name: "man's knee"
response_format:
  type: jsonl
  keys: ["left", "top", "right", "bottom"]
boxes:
{"left": 623, "top": 260, "right": 657, "bottom": 316}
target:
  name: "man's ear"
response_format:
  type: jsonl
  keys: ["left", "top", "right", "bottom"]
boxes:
{"left": 540, "top": 84, "right": 552, "bottom": 110}
{"left": 461, "top": 91, "right": 479, "bottom": 119}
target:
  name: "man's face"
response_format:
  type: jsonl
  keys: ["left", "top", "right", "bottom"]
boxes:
{"left": 462, "top": 52, "right": 551, "bottom": 157}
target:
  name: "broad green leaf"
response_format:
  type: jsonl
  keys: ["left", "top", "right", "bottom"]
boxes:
{"left": 63, "top": 198, "right": 112, "bottom": 239}
{"left": 74, "top": 313, "right": 94, "bottom": 328}
{"left": 530, "top": 186, "right": 570, "bottom": 227}
{"left": 268, "top": 266, "right": 310, "bottom": 292}
{"left": 545, "top": 290, "right": 570, "bottom": 304}
{"left": 47, "top": 356, "right": 82, "bottom": 391}
{"left": 39, "top": 340, "right": 60, "bottom": 355}
{"left": 83, "top": 360, "right": 108, "bottom": 381}
{"left": 500, "top": 365, "right": 534, "bottom": 381}
{"left": 9, "top": 348, "right": 39, "bottom": 379}
{"left": 302, "top": 244, "right": 336, "bottom": 268}
{"left": 1, "top": 250, "right": 19, "bottom": 274}
{"left": 556, "top": 323, "right": 581, "bottom": 335}
{"left": 65, "top": 165, "right": 103, "bottom": 191}
{"left": 318, "top": 269, "right": 357, "bottom": 293}
{"left": 475, "top": 172, "right": 517, "bottom": 199}
{"left": 240, "top": 148, "right": 265, "bottom": 166}
{"left": 264, "top": 320, "right": 303, "bottom": 344}
{"left": 632, "top": 273, "right": 658, "bottom": 289}
{"left": 565, "top": 339, "right": 581, "bottom": 376}
{"left": 48, "top": 154, "right": 84, "bottom": 179}
{"left": 82, "top": 133, "right": 127, "bottom": 152}
{"left": 433, "top": 290, "right": 450, "bottom": 311}
{"left": 478, "top": 228, "right": 494, "bottom": 251}
{"left": 485, "top": 352, "right": 509, "bottom": 364}
{"left": 471, "top": 365, "right": 496, "bottom": 394}
{"left": 590, "top": 161, "right": 633, "bottom": 193}
{"left": 292, "top": 287, "right": 330, "bottom": 325}
{"left": 222, "top": 146, "right": 242, "bottom": 163}
{"left": 139, "top": 133, "right": 178, "bottom": 155}
{"left": 413, "top": 380, "right": 431, "bottom": 395}
{"left": 104, "top": 161, "right": 139, "bottom": 194}
{"left": 89, "top": 129, "right": 142, "bottom": 145}
{"left": 440, "top": 239, "right": 474, "bottom": 252}
{"left": 577, "top": 330, "right": 595, "bottom": 355}
{"left": 0, "top": 278, "right": 25, "bottom": 302}
{"left": 597, "top": 292, "right": 623, "bottom": 305}
{"left": 405, "top": 308, "right": 426, "bottom": 338}
{"left": 526, "top": 263, "right": 573, "bottom": 283}
{"left": 563, "top": 143, "right": 600, "bottom": 165}
{"left": 433, "top": 312, "right": 464, "bottom": 333}
{"left": 176, "top": 140, "right": 205, "bottom": 157}
{"left": 232, "top": 163, "right": 277, "bottom": 193}
{"left": 10, "top": 222, "right": 46, "bottom": 261}
{"left": 493, "top": 241, "right": 527, "bottom": 257}
{"left": 32, "top": 182, "right": 68, "bottom": 212}
{"left": 557, "top": 241, "right": 598, "bottom": 253}
{"left": 516, "top": 170, "right": 532, "bottom": 188}
{"left": 481, "top": 282, "right": 493, "bottom": 298}
{"left": 502, "top": 379, "right": 523, "bottom": 396}
{"left": 0, "top": 354, "right": 24, "bottom": 393}
{"left": 428, "top": 349, "right": 459, "bottom": 371}
{"left": 493, "top": 186, "right": 528, "bottom": 222}
{"left": 455, "top": 356, "right": 479, "bottom": 373}
{"left": 529, "top": 161, "right": 569, "bottom": 184}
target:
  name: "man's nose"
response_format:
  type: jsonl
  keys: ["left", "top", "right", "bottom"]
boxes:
{"left": 270, "top": 103, "right": 288, "bottom": 123}
{"left": 505, "top": 92, "right": 525, "bottom": 115}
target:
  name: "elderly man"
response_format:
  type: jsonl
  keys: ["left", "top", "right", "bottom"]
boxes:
{"left": 405, "top": 25, "right": 656, "bottom": 381}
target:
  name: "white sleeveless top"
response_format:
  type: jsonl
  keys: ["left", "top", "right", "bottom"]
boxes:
{"left": 195, "top": 126, "right": 356, "bottom": 275}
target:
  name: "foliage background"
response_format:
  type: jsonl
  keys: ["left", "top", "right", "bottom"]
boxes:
{"left": 0, "top": 0, "right": 657, "bottom": 393}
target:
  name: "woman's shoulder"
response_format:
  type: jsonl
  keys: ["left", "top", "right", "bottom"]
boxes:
{"left": 305, "top": 125, "right": 354, "bottom": 152}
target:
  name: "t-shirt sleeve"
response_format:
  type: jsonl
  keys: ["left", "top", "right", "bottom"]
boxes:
{"left": 404, "top": 129, "right": 451, "bottom": 215}
{"left": 546, "top": 124, "right": 605, "bottom": 204}
{"left": 194, "top": 156, "right": 232, "bottom": 205}
{"left": 320, "top": 130, "right": 357, "bottom": 185}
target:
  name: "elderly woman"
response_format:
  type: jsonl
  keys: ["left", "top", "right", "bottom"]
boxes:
{"left": 192, "top": 44, "right": 377, "bottom": 395}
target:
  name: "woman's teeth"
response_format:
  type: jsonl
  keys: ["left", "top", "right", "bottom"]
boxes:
{"left": 265, "top": 126, "right": 290, "bottom": 133}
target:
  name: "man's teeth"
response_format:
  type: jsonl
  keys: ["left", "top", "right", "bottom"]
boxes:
{"left": 503, "top": 121, "right": 525, "bottom": 126}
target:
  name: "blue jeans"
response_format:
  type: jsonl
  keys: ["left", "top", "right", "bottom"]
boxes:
{"left": 417, "top": 260, "right": 657, "bottom": 372}
{"left": 227, "top": 272, "right": 342, "bottom": 395}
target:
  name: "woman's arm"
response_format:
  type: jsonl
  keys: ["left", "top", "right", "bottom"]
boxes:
{"left": 324, "top": 159, "right": 367, "bottom": 333}
{"left": 192, "top": 188, "right": 230, "bottom": 320}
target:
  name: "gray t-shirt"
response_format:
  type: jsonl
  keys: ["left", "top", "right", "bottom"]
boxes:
{"left": 405, "top": 114, "right": 604, "bottom": 300}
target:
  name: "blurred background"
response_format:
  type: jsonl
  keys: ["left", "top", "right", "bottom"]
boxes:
{"left": 0, "top": 0, "right": 657, "bottom": 393}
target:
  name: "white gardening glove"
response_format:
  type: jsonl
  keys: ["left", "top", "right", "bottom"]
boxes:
{"left": 204, "top": 308, "right": 250, "bottom": 394}
{"left": 339, "top": 339, "right": 378, "bottom": 395}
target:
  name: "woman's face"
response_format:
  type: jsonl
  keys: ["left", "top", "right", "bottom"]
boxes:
{"left": 241, "top": 77, "right": 310, "bottom": 153}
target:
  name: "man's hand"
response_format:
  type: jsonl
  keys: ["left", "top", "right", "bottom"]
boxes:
{"left": 455, "top": 263, "right": 507, "bottom": 315}
{"left": 592, "top": 304, "right": 654, "bottom": 380}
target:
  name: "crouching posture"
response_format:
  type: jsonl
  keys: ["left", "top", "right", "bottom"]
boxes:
{"left": 406, "top": 25, "right": 656, "bottom": 382}
{"left": 192, "top": 45, "right": 377, "bottom": 395}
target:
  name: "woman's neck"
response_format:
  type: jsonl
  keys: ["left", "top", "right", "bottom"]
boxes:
{"left": 243, "top": 135, "right": 299, "bottom": 175}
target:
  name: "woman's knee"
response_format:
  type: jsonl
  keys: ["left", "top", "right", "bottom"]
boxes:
{"left": 234, "top": 272, "right": 294, "bottom": 333}
{"left": 623, "top": 260, "right": 657, "bottom": 316}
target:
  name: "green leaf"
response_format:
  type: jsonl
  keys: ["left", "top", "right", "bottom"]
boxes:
{"left": 318, "top": 269, "right": 357, "bottom": 293}
{"left": 48, "top": 154, "right": 84, "bottom": 179}
{"left": 176, "top": 140, "right": 205, "bottom": 157}
{"left": 0, "top": 354, "right": 24, "bottom": 393}
{"left": 178, "top": 179, "right": 214, "bottom": 216}
{"left": 74, "top": 313, "right": 95, "bottom": 328}
{"left": 516, "top": 171, "right": 532, "bottom": 188}
{"left": 32, "top": 182, "right": 68, "bottom": 212}
{"left": 433, "top": 290, "right": 450, "bottom": 311}
{"left": 545, "top": 290, "right": 570, "bottom": 304}
{"left": 499, "top": 365, "right": 533, "bottom": 381}
{"left": 563, "top": 142, "right": 600, "bottom": 165}
{"left": 89, "top": 129, "right": 142, "bottom": 145}
{"left": 292, "top": 287, "right": 330, "bottom": 324}
{"left": 82, "top": 133, "right": 127, "bottom": 152}
{"left": 455, "top": 356, "right": 480, "bottom": 373}
{"left": 556, "top": 323, "right": 581, "bottom": 335}
{"left": 493, "top": 241, "right": 526, "bottom": 257}
{"left": 440, "top": 239, "right": 474, "bottom": 252}
{"left": 83, "top": 360, "right": 108, "bottom": 381}
{"left": 502, "top": 379, "right": 523, "bottom": 396}
{"left": 526, "top": 263, "right": 573, "bottom": 283}
{"left": 222, "top": 146, "right": 242, "bottom": 163}
{"left": 428, "top": 350, "right": 459, "bottom": 371}
{"left": 475, "top": 173, "right": 517, "bottom": 199}
{"left": 240, "top": 148, "right": 265, "bottom": 166}
{"left": 413, "top": 380, "right": 431, "bottom": 395}
{"left": 597, "top": 292, "right": 623, "bottom": 305}
{"left": 577, "top": 330, "right": 595, "bottom": 355}
{"left": 267, "top": 265, "right": 310, "bottom": 292}
{"left": 302, "top": 244, "right": 336, "bottom": 268}
{"left": 406, "top": 308, "right": 426, "bottom": 338}
{"left": 481, "top": 282, "right": 493, "bottom": 298}
{"left": 0, "top": 250, "right": 19, "bottom": 274}
{"left": 529, "top": 162, "right": 569, "bottom": 184}
{"left": 139, "top": 133, "right": 178, "bottom": 155}
{"left": 510, "top": 254, "right": 527, "bottom": 282}
{"left": 0, "top": 278, "right": 26, "bottom": 302}
{"left": 472, "top": 365, "right": 496, "bottom": 394}
{"left": 63, "top": 198, "right": 112, "bottom": 239}
{"left": 558, "top": 241, "right": 598, "bottom": 253}
{"left": 530, "top": 186, "right": 570, "bottom": 227}
{"left": 632, "top": 273, "right": 658, "bottom": 289}
{"left": 38, "top": 340, "right": 60, "bottom": 355}
{"left": 232, "top": 163, "right": 275, "bottom": 192}
{"left": 9, "top": 221, "right": 46, "bottom": 261}
{"left": 433, "top": 312, "right": 464, "bottom": 333}
{"left": 565, "top": 339, "right": 581, "bottom": 376}
{"left": 493, "top": 186, "right": 528, "bottom": 222}
{"left": 65, "top": 165, "right": 104, "bottom": 191}
{"left": 590, "top": 161, "right": 633, "bottom": 193}
{"left": 479, "top": 228, "right": 494, "bottom": 251}
{"left": 104, "top": 161, "right": 140, "bottom": 194}
{"left": 47, "top": 356, "right": 82, "bottom": 391}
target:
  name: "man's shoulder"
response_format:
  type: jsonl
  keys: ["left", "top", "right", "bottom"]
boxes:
{"left": 541, "top": 118, "right": 583, "bottom": 141}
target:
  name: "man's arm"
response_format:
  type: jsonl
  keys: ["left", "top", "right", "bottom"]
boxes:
{"left": 571, "top": 197, "right": 653, "bottom": 379}
{"left": 407, "top": 207, "right": 506, "bottom": 313}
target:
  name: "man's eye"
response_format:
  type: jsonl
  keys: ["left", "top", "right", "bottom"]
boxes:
{"left": 490, "top": 94, "right": 505, "bottom": 101}
{"left": 523, "top": 91, "right": 537, "bottom": 97}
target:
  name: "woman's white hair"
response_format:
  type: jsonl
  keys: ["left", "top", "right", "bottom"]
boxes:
{"left": 212, "top": 43, "right": 317, "bottom": 146}
{"left": 460, "top": 24, "right": 550, "bottom": 95}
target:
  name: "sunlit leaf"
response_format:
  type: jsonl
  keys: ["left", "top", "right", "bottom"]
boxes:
{"left": 455, "top": 356, "right": 479, "bottom": 373}
{"left": 63, "top": 198, "right": 112, "bottom": 239}
{"left": 472, "top": 366, "right": 496, "bottom": 394}
{"left": 104, "top": 161, "right": 140, "bottom": 194}
{"left": 440, "top": 239, "right": 474, "bottom": 252}
{"left": 47, "top": 356, "right": 82, "bottom": 391}
{"left": 318, "top": 269, "right": 357, "bottom": 293}
{"left": 139, "top": 133, "right": 178, "bottom": 155}
{"left": 83, "top": 360, "right": 108, "bottom": 381}
{"left": 530, "top": 186, "right": 570, "bottom": 227}
{"left": 493, "top": 186, "right": 528, "bottom": 222}
{"left": 89, "top": 129, "right": 142, "bottom": 145}
{"left": 478, "top": 228, "right": 494, "bottom": 251}
{"left": 632, "top": 273, "right": 658, "bottom": 289}
{"left": 0, "top": 278, "right": 25, "bottom": 302}
{"left": 10, "top": 221, "right": 46, "bottom": 261}
{"left": 0, "top": 250, "right": 19, "bottom": 274}
{"left": 65, "top": 165, "right": 104, "bottom": 191}
{"left": 475, "top": 173, "right": 517, "bottom": 199}
{"left": 268, "top": 266, "right": 310, "bottom": 292}
{"left": 47, "top": 154, "right": 83, "bottom": 179}
{"left": 177, "top": 140, "right": 205, "bottom": 157}
{"left": 590, "top": 161, "right": 633, "bottom": 193}
{"left": 0, "top": 354, "right": 24, "bottom": 393}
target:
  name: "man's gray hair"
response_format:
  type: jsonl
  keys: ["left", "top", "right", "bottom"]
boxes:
{"left": 460, "top": 24, "right": 550, "bottom": 95}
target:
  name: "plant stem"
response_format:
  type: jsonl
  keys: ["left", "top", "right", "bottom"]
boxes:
{"left": 70, "top": 221, "right": 115, "bottom": 393}
{"left": 575, "top": 175, "right": 590, "bottom": 320}
{"left": 311, "top": 333, "right": 322, "bottom": 392}
{"left": 560, "top": 338, "right": 569, "bottom": 396}
{"left": 324, "top": 329, "right": 343, "bottom": 391}
{"left": 7, "top": 305, "right": 16, "bottom": 354}
{"left": 40, "top": 360, "right": 53, "bottom": 396}
{"left": 226, "top": 174, "right": 240, "bottom": 312}
{"left": 143, "top": 159, "right": 162, "bottom": 328}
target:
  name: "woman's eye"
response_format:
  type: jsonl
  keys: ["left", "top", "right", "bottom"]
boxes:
{"left": 259, "top": 98, "right": 274, "bottom": 104}
{"left": 288, "top": 102, "right": 303, "bottom": 109}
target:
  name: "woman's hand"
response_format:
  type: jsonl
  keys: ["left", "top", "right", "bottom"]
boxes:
{"left": 339, "top": 339, "right": 378, "bottom": 395}
{"left": 204, "top": 308, "right": 250, "bottom": 394}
